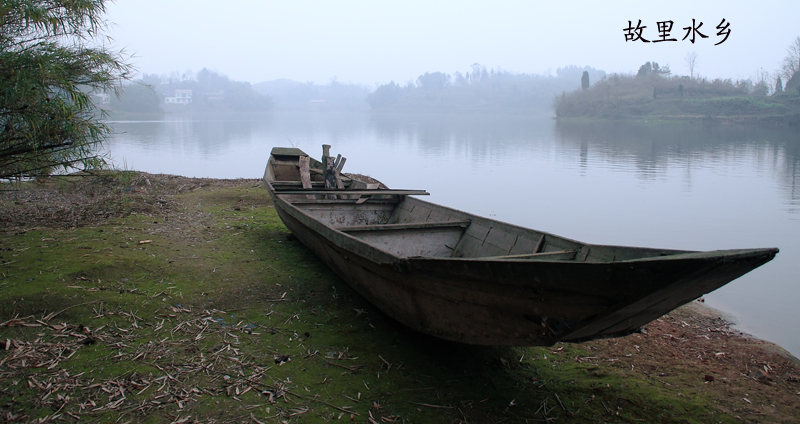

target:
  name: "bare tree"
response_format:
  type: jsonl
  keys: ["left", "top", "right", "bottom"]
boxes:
{"left": 753, "top": 68, "right": 771, "bottom": 96}
{"left": 780, "top": 36, "right": 800, "bottom": 82}
{"left": 685, "top": 51, "right": 698, "bottom": 79}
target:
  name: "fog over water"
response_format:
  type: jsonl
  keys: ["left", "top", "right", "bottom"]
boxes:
{"left": 105, "top": 1, "right": 800, "bottom": 86}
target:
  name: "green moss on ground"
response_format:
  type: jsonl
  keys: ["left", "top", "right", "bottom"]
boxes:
{"left": 0, "top": 173, "right": 796, "bottom": 423}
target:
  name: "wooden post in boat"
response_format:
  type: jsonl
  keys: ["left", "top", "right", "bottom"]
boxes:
{"left": 321, "top": 144, "right": 331, "bottom": 180}
{"left": 298, "top": 156, "right": 315, "bottom": 199}
{"left": 322, "top": 144, "right": 337, "bottom": 198}
{"left": 333, "top": 154, "right": 341, "bottom": 170}
{"left": 334, "top": 156, "right": 346, "bottom": 189}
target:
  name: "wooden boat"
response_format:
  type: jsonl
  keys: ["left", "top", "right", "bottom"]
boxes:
{"left": 263, "top": 146, "right": 778, "bottom": 346}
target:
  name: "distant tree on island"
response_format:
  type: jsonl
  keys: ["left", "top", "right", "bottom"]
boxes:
{"left": 366, "top": 81, "right": 402, "bottom": 109}
{"left": 581, "top": 71, "right": 590, "bottom": 91}
{"left": 417, "top": 72, "right": 450, "bottom": 90}
{"left": 779, "top": 37, "right": 800, "bottom": 83}
{"left": 637, "top": 62, "right": 671, "bottom": 78}
{"left": 685, "top": 51, "right": 698, "bottom": 79}
{"left": 752, "top": 69, "right": 771, "bottom": 97}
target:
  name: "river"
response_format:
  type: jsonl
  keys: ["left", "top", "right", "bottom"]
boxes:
{"left": 104, "top": 111, "right": 800, "bottom": 357}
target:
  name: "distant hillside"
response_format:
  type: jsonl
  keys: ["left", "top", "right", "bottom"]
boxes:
{"left": 252, "top": 79, "right": 370, "bottom": 111}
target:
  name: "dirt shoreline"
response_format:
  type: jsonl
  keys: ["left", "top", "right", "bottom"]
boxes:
{"left": 688, "top": 301, "right": 796, "bottom": 357}
{"left": 1, "top": 172, "right": 798, "bottom": 423}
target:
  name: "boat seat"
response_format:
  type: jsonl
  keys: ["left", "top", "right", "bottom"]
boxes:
{"left": 336, "top": 220, "right": 472, "bottom": 233}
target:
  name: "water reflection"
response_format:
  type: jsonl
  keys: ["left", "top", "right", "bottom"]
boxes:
{"left": 368, "top": 112, "right": 555, "bottom": 162}
{"left": 554, "top": 120, "right": 800, "bottom": 214}
{"left": 110, "top": 113, "right": 270, "bottom": 156}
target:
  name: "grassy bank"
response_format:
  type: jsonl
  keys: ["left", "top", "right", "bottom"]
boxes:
{"left": 1, "top": 173, "right": 798, "bottom": 423}
{"left": 556, "top": 96, "right": 800, "bottom": 124}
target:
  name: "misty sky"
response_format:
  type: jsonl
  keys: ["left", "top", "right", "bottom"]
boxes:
{"left": 105, "top": 1, "right": 799, "bottom": 86}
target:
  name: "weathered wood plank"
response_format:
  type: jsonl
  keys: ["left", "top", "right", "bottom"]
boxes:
{"left": 355, "top": 183, "right": 380, "bottom": 204}
{"left": 354, "top": 228, "right": 465, "bottom": 258}
{"left": 289, "top": 199, "right": 400, "bottom": 205}
{"left": 298, "top": 156, "right": 312, "bottom": 188}
{"left": 273, "top": 181, "right": 328, "bottom": 188}
{"left": 483, "top": 227, "right": 518, "bottom": 253}
{"left": 508, "top": 234, "right": 540, "bottom": 256}
{"left": 336, "top": 220, "right": 472, "bottom": 232}
{"left": 275, "top": 189, "right": 429, "bottom": 196}
{"left": 481, "top": 250, "right": 580, "bottom": 260}
{"left": 271, "top": 147, "right": 307, "bottom": 157}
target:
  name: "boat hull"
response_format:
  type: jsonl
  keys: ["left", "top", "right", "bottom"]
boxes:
{"left": 270, "top": 193, "right": 776, "bottom": 346}
{"left": 264, "top": 148, "right": 778, "bottom": 346}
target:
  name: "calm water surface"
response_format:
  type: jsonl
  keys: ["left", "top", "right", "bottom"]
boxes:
{"left": 105, "top": 112, "right": 800, "bottom": 357}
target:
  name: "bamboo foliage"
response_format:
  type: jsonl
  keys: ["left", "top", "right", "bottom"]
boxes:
{"left": 0, "top": 0, "right": 132, "bottom": 179}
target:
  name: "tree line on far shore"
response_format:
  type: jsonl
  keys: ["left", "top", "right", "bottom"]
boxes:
{"left": 110, "top": 69, "right": 273, "bottom": 114}
{"left": 366, "top": 64, "right": 605, "bottom": 113}
{"left": 554, "top": 38, "right": 800, "bottom": 119}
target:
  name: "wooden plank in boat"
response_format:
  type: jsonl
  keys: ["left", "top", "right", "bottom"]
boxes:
{"left": 482, "top": 250, "right": 580, "bottom": 260}
{"left": 298, "top": 156, "right": 312, "bottom": 188}
{"left": 355, "top": 183, "right": 379, "bottom": 204}
{"left": 290, "top": 198, "right": 400, "bottom": 205}
{"left": 483, "top": 227, "right": 518, "bottom": 255}
{"left": 273, "top": 181, "right": 328, "bottom": 188}
{"left": 271, "top": 147, "right": 307, "bottom": 157}
{"left": 336, "top": 220, "right": 472, "bottom": 232}
{"left": 275, "top": 189, "right": 429, "bottom": 196}
{"left": 508, "top": 234, "right": 542, "bottom": 256}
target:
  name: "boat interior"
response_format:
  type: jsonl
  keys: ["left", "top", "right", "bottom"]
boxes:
{"left": 266, "top": 148, "right": 685, "bottom": 263}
